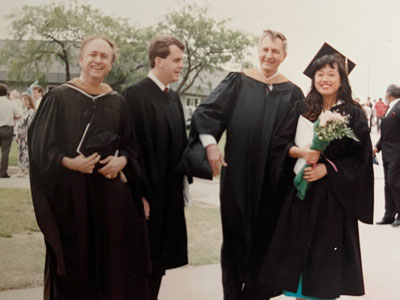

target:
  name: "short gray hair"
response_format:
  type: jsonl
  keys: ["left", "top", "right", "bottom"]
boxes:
{"left": 258, "top": 29, "right": 287, "bottom": 54}
{"left": 79, "top": 35, "right": 117, "bottom": 63}
{"left": 386, "top": 84, "right": 400, "bottom": 99}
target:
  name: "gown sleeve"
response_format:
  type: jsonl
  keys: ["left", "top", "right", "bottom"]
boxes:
{"left": 28, "top": 91, "right": 66, "bottom": 178}
{"left": 109, "top": 96, "right": 146, "bottom": 208}
{"left": 268, "top": 101, "right": 307, "bottom": 197}
{"left": 122, "top": 87, "right": 152, "bottom": 199}
{"left": 117, "top": 98, "right": 141, "bottom": 180}
{"left": 323, "top": 105, "right": 374, "bottom": 224}
{"left": 375, "top": 138, "right": 381, "bottom": 151}
{"left": 28, "top": 91, "right": 67, "bottom": 276}
{"left": 191, "top": 72, "right": 241, "bottom": 141}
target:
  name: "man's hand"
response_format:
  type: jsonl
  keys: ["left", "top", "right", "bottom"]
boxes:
{"left": 205, "top": 144, "right": 227, "bottom": 177}
{"left": 303, "top": 163, "right": 327, "bottom": 182}
{"left": 61, "top": 153, "right": 100, "bottom": 174}
{"left": 373, "top": 147, "right": 379, "bottom": 156}
{"left": 97, "top": 155, "right": 127, "bottom": 179}
{"left": 142, "top": 197, "right": 150, "bottom": 220}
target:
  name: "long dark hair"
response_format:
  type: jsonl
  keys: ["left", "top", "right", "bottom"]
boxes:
{"left": 305, "top": 54, "right": 354, "bottom": 121}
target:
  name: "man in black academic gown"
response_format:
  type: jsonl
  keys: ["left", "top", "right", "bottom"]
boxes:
{"left": 190, "top": 29, "right": 304, "bottom": 300}
{"left": 123, "top": 35, "right": 188, "bottom": 299}
{"left": 29, "top": 36, "right": 150, "bottom": 300}
{"left": 374, "top": 84, "right": 400, "bottom": 226}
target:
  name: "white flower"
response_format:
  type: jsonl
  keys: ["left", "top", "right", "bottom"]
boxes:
{"left": 319, "top": 110, "right": 333, "bottom": 126}
{"left": 319, "top": 110, "right": 345, "bottom": 126}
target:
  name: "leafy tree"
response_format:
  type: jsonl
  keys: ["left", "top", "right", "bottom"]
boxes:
{"left": 106, "top": 26, "right": 154, "bottom": 91}
{"left": 0, "top": 1, "right": 255, "bottom": 93}
{"left": 0, "top": 0, "right": 148, "bottom": 90}
{"left": 158, "top": 3, "right": 255, "bottom": 95}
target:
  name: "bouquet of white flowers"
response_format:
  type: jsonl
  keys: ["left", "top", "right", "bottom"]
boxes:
{"left": 294, "top": 110, "right": 359, "bottom": 200}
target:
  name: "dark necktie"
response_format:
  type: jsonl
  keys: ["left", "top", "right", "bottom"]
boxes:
{"left": 265, "top": 85, "right": 270, "bottom": 97}
{"left": 164, "top": 87, "right": 168, "bottom": 94}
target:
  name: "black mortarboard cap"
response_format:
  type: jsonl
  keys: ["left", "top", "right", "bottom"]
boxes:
{"left": 78, "top": 127, "right": 121, "bottom": 159}
{"left": 303, "top": 42, "right": 356, "bottom": 79}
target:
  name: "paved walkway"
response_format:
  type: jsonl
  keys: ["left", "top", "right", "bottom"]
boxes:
{"left": 0, "top": 166, "right": 29, "bottom": 188}
{"left": 0, "top": 131, "right": 399, "bottom": 299}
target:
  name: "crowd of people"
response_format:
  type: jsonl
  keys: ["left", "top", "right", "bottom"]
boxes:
{"left": 361, "top": 96, "right": 389, "bottom": 133}
{"left": 0, "top": 28, "right": 398, "bottom": 300}
{"left": 0, "top": 83, "right": 43, "bottom": 178}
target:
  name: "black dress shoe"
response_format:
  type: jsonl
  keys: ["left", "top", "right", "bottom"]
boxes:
{"left": 0, "top": 173, "right": 10, "bottom": 178}
{"left": 392, "top": 219, "right": 400, "bottom": 227}
{"left": 376, "top": 216, "right": 395, "bottom": 225}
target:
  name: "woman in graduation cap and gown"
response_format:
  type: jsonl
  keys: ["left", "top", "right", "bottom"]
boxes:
{"left": 257, "top": 45, "right": 374, "bottom": 300}
{"left": 28, "top": 36, "right": 150, "bottom": 300}
{"left": 190, "top": 29, "right": 304, "bottom": 300}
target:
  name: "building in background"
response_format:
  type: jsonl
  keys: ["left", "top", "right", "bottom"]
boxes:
{"left": 0, "top": 40, "right": 81, "bottom": 92}
{"left": 171, "top": 69, "right": 228, "bottom": 121}
{"left": 0, "top": 40, "right": 229, "bottom": 120}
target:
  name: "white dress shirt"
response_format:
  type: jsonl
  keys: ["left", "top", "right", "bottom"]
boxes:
{"left": 0, "top": 96, "right": 22, "bottom": 126}
{"left": 257, "top": 66, "right": 278, "bottom": 92}
{"left": 35, "top": 97, "right": 42, "bottom": 109}
{"left": 148, "top": 70, "right": 169, "bottom": 92}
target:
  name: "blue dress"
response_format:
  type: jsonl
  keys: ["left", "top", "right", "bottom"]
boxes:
{"left": 284, "top": 276, "right": 335, "bottom": 300}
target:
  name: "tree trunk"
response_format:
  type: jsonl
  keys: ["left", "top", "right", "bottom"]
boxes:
{"left": 63, "top": 49, "right": 71, "bottom": 81}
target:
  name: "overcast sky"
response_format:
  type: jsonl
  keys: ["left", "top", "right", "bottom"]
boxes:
{"left": 1, "top": 0, "right": 399, "bottom": 100}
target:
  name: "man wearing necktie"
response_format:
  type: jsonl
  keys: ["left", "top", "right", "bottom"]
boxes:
{"left": 374, "top": 84, "right": 400, "bottom": 226}
{"left": 189, "top": 29, "right": 304, "bottom": 300}
{"left": 123, "top": 35, "right": 189, "bottom": 299}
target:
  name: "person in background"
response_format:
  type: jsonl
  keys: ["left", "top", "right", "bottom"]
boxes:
{"left": 374, "top": 84, "right": 400, "bottom": 226}
{"left": 362, "top": 102, "right": 372, "bottom": 132}
{"left": 32, "top": 85, "right": 44, "bottom": 109}
{"left": 9, "top": 90, "right": 23, "bottom": 110}
{"left": 371, "top": 98, "right": 377, "bottom": 129}
{"left": 8, "top": 89, "right": 24, "bottom": 136}
{"left": 375, "top": 97, "right": 387, "bottom": 133}
{"left": 366, "top": 96, "right": 372, "bottom": 107}
{"left": 14, "top": 93, "right": 36, "bottom": 177}
{"left": 0, "top": 83, "right": 22, "bottom": 178}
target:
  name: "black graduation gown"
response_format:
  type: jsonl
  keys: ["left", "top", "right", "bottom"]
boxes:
{"left": 123, "top": 78, "right": 188, "bottom": 274}
{"left": 190, "top": 72, "right": 304, "bottom": 299}
{"left": 28, "top": 85, "right": 150, "bottom": 300}
{"left": 376, "top": 100, "right": 400, "bottom": 163}
{"left": 258, "top": 101, "right": 374, "bottom": 299}
{"left": 375, "top": 101, "right": 400, "bottom": 215}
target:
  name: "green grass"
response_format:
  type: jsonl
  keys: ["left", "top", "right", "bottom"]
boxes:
{"left": 0, "top": 188, "right": 43, "bottom": 290}
{"left": 186, "top": 202, "right": 222, "bottom": 265}
{"left": 9, "top": 140, "right": 18, "bottom": 167}
{"left": 0, "top": 232, "right": 45, "bottom": 290}
{"left": 0, "top": 188, "right": 222, "bottom": 290}
{"left": 0, "top": 189, "right": 39, "bottom": 238}
{"left": 1, "top": 133, "right": 225, "bottom": 290}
